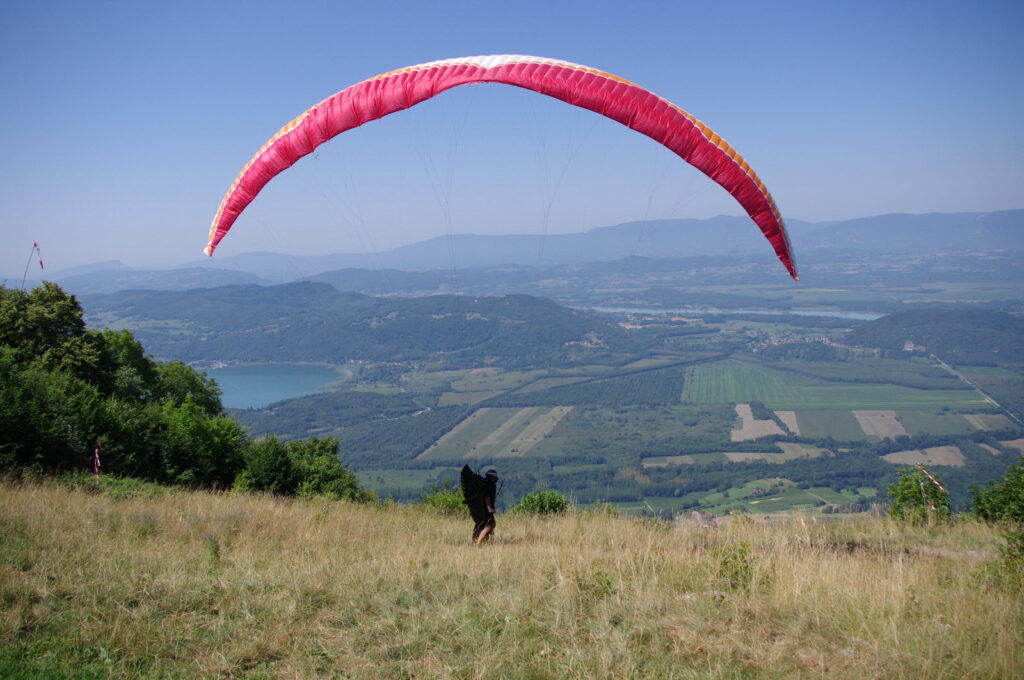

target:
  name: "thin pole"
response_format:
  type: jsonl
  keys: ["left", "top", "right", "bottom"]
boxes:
{"left": 20, "top": 242, "right": 42, "bottom": 291}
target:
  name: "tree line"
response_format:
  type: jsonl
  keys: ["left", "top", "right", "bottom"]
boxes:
{"left": 0, "top": 283, "right": 368, "bottom": 500}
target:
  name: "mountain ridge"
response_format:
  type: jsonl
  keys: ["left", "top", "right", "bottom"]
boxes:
{"left": 34, "top": 210, "right": 1024, "bottom": 295}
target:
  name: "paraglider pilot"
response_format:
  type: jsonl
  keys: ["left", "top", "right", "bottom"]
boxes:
{"left": 461, "top": 465, "right": 498, "bottom": 545}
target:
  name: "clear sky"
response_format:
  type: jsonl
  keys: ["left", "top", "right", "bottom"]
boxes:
{"left": 1, "top": 0, "right": 1021, "bottom": 276}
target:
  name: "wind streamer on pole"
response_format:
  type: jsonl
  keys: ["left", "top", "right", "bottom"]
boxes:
{"left": 20, "top": 242, "right": 44, "bottom": 290}
{"left": 93, "top": 438, "right": 102, "bottom": 482}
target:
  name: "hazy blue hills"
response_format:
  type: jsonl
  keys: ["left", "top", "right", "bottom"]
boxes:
{"left": 35, "top": 209, "right": 1024, "bottom": 295}
{"left": 797, "top": 210, "right": 1024, "bottom": 252}
{"left": 56, "top": 267, "right": 264, "bottom": 294}
{"left": 306, "top": 268, "right": 449, "bottom": 294}
{"left": 82, "top": 282, "right": 635, "bottom": 367}
{"left": 186, "top": 210, "right": 1021, "bottom": 275}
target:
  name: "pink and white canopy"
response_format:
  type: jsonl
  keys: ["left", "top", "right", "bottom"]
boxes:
{"left": 205, "top": 55, "right": 797, "bottom": 279}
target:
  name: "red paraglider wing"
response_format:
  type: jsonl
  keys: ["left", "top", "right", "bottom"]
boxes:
{"left": 205, "top": 55, "right": 797, "bottom": 279}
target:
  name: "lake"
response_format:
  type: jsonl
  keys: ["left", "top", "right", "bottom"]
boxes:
{"left": 206, "top": 363, "right": 351, "bottom": 409}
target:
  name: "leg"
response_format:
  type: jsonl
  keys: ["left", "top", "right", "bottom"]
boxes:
{"left": 474, "top": 525, "right": 493, "bottom": 545}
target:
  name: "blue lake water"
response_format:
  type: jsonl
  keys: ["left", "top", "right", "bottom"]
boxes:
{"left": 207, "top": 364, "right": 350, "bottom": 409}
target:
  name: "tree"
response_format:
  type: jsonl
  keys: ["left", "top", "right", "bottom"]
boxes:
{"left": 155, "top": 360, "right": 223, "bottom": 417}
{"left": 972, "top": 457, "right": 1024, "bottom": 591}
{"left": 237, "top": 435, "right": 298, "bottom": 495}
{"left": 289, "top": 437, "right": 370, "bottom": 501}
{"left": 1, "top": 283, "right": 238, "bottom": 485}
{"left": 972, "top": 456, "right": 1024, "bottom": 522}
{"left": 888, "top": 466, "right": 950, "bottom": 523}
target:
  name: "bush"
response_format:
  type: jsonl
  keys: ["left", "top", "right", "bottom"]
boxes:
{"left": 514, "top": 490, "right": 570, "bottom": 515}
{"left": 420, "top": 480, "right": 467, "bottom": 515}
{"left": 712, "top": 540, "right": 756, "bottom": 592}
{"left": 888, "top": 467, "right": 950, "bottom": 524}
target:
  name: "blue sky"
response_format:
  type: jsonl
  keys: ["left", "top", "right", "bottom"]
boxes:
{"left": 1, "top": 0, "right": 1021, "bottom": 275}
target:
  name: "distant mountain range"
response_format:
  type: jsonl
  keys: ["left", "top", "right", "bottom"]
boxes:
{"left": 20, "top": 210, "right": 1023, "bottom": 295}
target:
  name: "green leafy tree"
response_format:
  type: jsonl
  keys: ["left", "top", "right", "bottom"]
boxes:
{"left": 237, "top": 435, "right": 298, "bottom": 495}
{"left": 155, "top": 360, "right": 223, "bottom": 416}
{"left": 160, "top": 400, "right": 246, "bottom": 487}
{"left": 972, "top": 456, "right": 1024, "bottom": 522}
{"left": 972, "top": 457, "right": 1024, "bottom": 591}
{"left": 1, "top": 283, "right": 238, "bottom": 485}
{"left": 289, "top": 437, "right": 370, "bottom": 501}
{"left": 0, "top": 356, "right": 102, "bottom": 472}
{"left": 98, "top": 329, "right": 159, "bottom": 401}
{"left": 888, "top": 467, "right": 950, "bottom": 523}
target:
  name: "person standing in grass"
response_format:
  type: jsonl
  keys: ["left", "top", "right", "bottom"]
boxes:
{"left": 461, "top": 465, "right": 498, "bottom": 545}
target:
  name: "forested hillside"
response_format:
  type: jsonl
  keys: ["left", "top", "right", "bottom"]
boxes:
{"left": 845, "top": 308, "right": 1024, "bottom": 363}
{"left": 83, "top": 283, "right": 640, "bottom": 368}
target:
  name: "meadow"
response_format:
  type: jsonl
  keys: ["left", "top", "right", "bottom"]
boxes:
{"left": 682, "top": 360, "right": 989, "bottom": 411}
{"left": 2, "top": 480, "right": 1020, "bottom": 679}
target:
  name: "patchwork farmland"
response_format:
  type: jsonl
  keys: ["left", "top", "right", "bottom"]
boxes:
{"left": 682, "top": 360, "right": 989, "bottom": 410}
{"left": 418, "top": 406, "right": 574, "bottom": 460}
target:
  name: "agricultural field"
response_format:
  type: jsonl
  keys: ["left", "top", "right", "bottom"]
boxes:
{"left": 449, "top": 368, "right": 546, "bottom": 392}
{"left": 963, "top": 413, "right": 1017, "bottom": 431}
{"left": 436, "top": 390, "right": 501, "bottom": 406}
{"left": 688, "top": 478, "right": 869, "bottom": 515}
{"left": 644, "top": 443, "right": 827, "bottom": 468}
{"left": 791, "top": 409, "right": 867, "bottom": 440}
{"left": 898, "top": 410, "right": 979, "bottom": 436}
{"left": 956, "top": 365, "right": 1021, "bottom": 379}
{"left": 417, "top": 406, "right": 574, "bottom": 460}
{"left": 853, "top": 410, "right": 907, "bottom": 439}
{"left": 882, "top": 445, "right": 967, "bottom": 467}
{"left": 356, "top": 468, "right": 460, "bottom": 497}
{"left": 683, "top": 359, "right": 990, "bottom": 410}
{"left": 730, "top": 403, "right": 785, "bottom": 441}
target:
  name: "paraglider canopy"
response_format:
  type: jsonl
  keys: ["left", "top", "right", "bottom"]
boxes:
{"left": 205, "top": 55, "right": 797, "bottom": 279}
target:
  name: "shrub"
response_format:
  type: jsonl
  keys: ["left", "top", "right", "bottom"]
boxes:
{"left": 888, "top": 467, "right": 950, "bottom": 524}
{"left": 712, "top": 540, "right": 755, "bottom": 592}
{"left": 514, "top": 490, "right": 569, "bottom": 515}
{"left": 420, "top": 480, "right": 467, "bottom": 515}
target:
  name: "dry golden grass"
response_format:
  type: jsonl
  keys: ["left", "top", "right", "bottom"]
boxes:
{"left": 2, "top": 479, "right": 1021, "bottom": 679}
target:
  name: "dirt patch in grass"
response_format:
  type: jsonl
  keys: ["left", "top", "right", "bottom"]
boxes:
{"left": 731, "top": 403, "right": 785, "bottom": 442}
{"left": 883, "top": 445, "right": 966, "bottom": 467}
{"left": 1000, "top": 439, "right": 1024, "bottom": 454}
{"left": 854, "top": 410, "right": 907, "bottom": 439}
{"left": 776, "top": 410, "right": 800, "bottom": 435}
{"left": 642, "top": 455, "right": 696, "bottom": 468}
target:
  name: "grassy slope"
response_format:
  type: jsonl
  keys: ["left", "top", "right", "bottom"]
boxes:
{"left": 2, "top": 481, "right": 1021, "bottom": 680}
